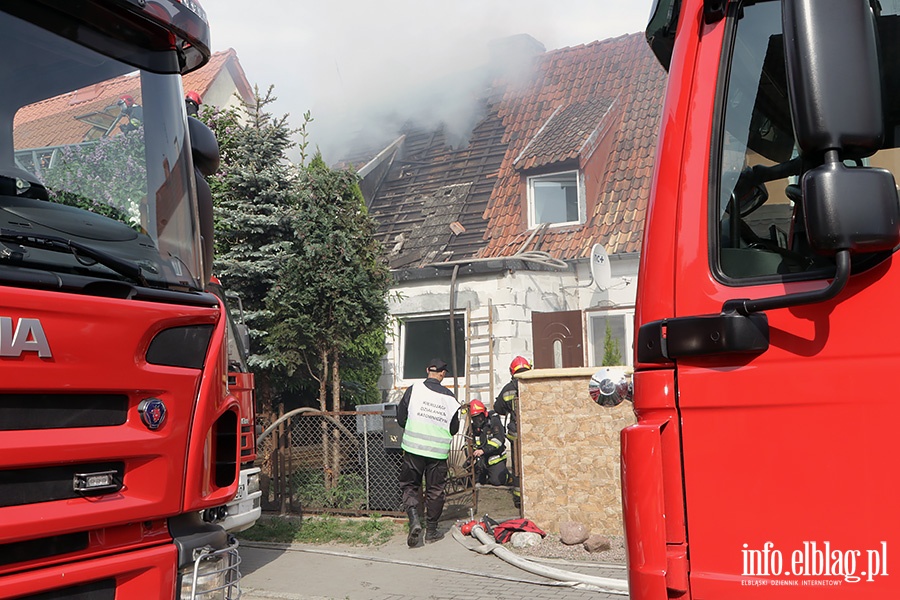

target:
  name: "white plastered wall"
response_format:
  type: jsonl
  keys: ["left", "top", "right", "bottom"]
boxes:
{"left": 379, "top": 253, "right": 639, "bottom": 403}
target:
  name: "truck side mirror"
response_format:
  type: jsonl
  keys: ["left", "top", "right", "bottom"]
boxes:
{"left": 783, "top": 0, "right": 900, "bottom": 254}
{"left": 235, "top": 322, "right": 250, "bottom": 355}
{"left": 187, "top": 117, "right": 220, "bottom": 177}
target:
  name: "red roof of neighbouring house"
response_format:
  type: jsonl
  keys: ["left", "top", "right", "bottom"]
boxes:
{"left": 14, "top": 49, "right": 253, "bottom": 150}
{"left": 355, "top": 32, "right": 666, "bottom": 270}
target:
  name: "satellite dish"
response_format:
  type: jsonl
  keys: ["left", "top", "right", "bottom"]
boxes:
{"left": 589, "top": 244, "right": 612, "bottom": 289}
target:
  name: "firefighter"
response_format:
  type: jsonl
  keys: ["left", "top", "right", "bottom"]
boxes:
{"left": 117, "top": 94, "right": 143, "bottom": 134}
{"left": 494, "top": 355, "right": 532, "bottom": 508}
{"left": 185, "top": 90, "right": 202, "bottom": 117}
{"left": 468, "top": 399, "right": 513, "bottom": 487}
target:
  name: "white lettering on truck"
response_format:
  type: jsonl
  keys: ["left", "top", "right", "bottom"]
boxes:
{"left": 0, "top": 317, "right": 51, "bottom": 357}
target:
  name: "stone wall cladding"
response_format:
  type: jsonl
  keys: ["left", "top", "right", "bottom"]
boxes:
{"left": 518, "top": 370, "right": 636, "bottom": 536}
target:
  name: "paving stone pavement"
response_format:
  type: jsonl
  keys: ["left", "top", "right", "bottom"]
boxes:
{"left": 237, "top": 529, "right": 629, "bottom": 600}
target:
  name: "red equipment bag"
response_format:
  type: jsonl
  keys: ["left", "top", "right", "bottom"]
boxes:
{"left": 490, "top": 518, "right": 547, "bottom": 544}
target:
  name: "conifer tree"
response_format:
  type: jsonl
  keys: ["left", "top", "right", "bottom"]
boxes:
{"left": 201, "top": 86, "right": 298, "bottom": 401}
{"left": 266, "top": 153, "right": 391, "bottom": 412}
{"left": 602, "top": 320, "right": 623, "bottom": 366}
{"left": 203, "top": 93, "right": 390, "bottom": 411}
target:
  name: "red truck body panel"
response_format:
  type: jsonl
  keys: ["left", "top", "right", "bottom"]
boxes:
{"left": 627, "top": 0, "right": 900, "bottom": 597}
{"left": 0, "top": 287, "right": 237, "bottom": 542}
{"left": 1, "top": 542, "right": 177, "bottom": 600}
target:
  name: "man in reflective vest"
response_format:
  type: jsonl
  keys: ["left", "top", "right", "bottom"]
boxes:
{"left": 397, "top": 358, "right": 460, "bottom": 547}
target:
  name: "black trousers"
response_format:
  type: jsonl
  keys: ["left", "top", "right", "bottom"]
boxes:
{"left": 399, "top": 452, "right": 448, "bottom": 523}
{"left": 475, "top": 457, "right": 511, "bottom": 487}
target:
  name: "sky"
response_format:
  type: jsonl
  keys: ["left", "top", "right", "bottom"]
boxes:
{"left": 202, "top": 0, "right": 656, "bottom": 163}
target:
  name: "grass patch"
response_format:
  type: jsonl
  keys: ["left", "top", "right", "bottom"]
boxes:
{"left": 237, "top": 514, "right": 401, "bottom": 546}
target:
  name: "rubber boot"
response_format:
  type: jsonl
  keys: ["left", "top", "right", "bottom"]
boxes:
{"left": 406, "top": 507, "right": 422, "bottom": 547}
{"left": 424, "top": 521, "right": 444, "bottom": 543}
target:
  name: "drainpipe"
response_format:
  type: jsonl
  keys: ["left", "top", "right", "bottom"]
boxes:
{"left": 449, "top": 264, "right": 460, "bottom": 400}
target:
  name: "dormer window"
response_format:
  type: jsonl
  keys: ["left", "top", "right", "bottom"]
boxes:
{"left": 527, "top": 170, "right": 585, "bottom": 228}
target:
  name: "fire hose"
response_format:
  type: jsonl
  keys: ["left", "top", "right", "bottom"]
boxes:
{"left": 456, "top": 524, "right": 629, "bottom": 595}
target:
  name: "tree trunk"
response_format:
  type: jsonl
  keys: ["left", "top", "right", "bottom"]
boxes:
{"left": 331, "top": 353, "right": 340, "bottom": 412}
{"left": 330, "top": 353, "right": 341, "bottom": 487}
{"left": 320, "top": 348, "right": 331, "bottom": 491}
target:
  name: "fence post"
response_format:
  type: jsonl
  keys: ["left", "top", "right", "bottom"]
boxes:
{"left": 277, "top": 402, "right": 287, "bottom": 515}
{"left": 363, "top": 415, "right": 370, "bottom": 510}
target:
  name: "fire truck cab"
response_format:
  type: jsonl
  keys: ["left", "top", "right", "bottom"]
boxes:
{"left": 0, "top": 2, "right": 242, "bottom": 599}
{"left": 626, "top": 0, "right": 900, "bottom": 598}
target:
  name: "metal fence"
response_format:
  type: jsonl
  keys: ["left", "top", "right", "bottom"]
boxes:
{"left": 256, "top": 408, "right": 475, "bottom": 518}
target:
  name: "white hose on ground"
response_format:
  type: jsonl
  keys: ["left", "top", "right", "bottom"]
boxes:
{"left": 464, "top": 525, "right": 630, "bottom": 595}
{"left": 242, "top": 540, "right": 581, "bottom": 588}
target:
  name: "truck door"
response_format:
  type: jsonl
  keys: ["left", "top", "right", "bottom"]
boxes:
{"left": 669, "top": 1, "right": 900, "bottom": 596}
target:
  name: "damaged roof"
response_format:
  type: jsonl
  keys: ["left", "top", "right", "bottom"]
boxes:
{"left": 357, "top": 32, "right": 666, "bottom": 271}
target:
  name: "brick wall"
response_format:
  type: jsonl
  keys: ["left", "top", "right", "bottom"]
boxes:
{"left": 517, "top": 368, "right": 635, "bottom": 536}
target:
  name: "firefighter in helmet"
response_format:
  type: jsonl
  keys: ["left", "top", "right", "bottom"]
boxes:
{"left": 494, "top": 355, "right": 532, "bottom": 508}
{"left": 494, "top": 356, "right": 531, "bottom": 441}
{"left": 185, "top": 90, "right": 202, "bottom": 117}
{"left": 468, "top": 399, "right": 513, "bottom": 487}
{"left": 117, "top": 94, "right": 143, "bottom": 134}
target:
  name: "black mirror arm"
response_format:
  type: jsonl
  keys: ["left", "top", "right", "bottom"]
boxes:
{"left": 723, "top": 250, "right": 850, "bottom": 316}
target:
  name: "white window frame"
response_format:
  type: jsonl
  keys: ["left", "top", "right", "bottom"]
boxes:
{"left": 526, "top": 169, "right": 586, "bottom": 229}
{"left": 585, "top": 308, "right": 634, "bottom": 367}
{"left": 395, "top": 311, "right": 467, "bottom": 387}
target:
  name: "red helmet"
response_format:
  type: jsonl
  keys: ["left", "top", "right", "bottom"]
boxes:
{"left": 509, "top": 356, "right": 532, "bottom": 375}
{"left": 185, "top": 90, "right": 202, "bottom": 106}
{"left": 468, "top": 399, "right": 487, "bottom": 416}
{"left": 118, "top": 95, "right": 135, "bottom": 108}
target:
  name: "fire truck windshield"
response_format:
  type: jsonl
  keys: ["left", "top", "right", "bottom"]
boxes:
{"left": 1, "top": 10, "right": 205, "bottom": 292}
{"left": 715, "top": 0, "right": 900, "bottom": 282}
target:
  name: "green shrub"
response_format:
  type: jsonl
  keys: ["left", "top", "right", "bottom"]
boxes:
{"left": 237, "top": 515, "right": 399, "bottom": 546}
{"left": 291, "top": 469, "right": 367, "bottom": 510}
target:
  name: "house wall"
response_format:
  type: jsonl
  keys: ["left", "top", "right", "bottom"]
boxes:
{"left": 380, "top": 253, "right": 639, "bottom": 403}
{"left": 517, "top": 368, "right": 636, "bottom": 536}
{"left": 203, "top": 71, "right": 248, "bottom": 112}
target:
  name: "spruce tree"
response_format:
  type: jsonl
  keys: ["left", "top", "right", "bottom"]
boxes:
{"left": 201, "top": 86, "right": 298, "bottom": 401}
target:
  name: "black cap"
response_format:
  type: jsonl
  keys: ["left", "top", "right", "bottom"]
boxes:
{"left": 426, "top": 358, "right": 448, "bottom": 372}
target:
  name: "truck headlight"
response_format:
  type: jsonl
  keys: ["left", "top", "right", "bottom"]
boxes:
{"left": 246, "top": 471, "right": 260, "bottom": 495}
{"left": 179, "top": 539, "right": 241, "bottom": 600}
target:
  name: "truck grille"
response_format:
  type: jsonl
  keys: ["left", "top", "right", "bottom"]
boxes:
{"left": 0, "top": 532, "right": 88, "bottom": 567}
{"left": 17, "top": 579, "right": 115, "bottom": 600}
{"left": 0, "top": 394, "right": 127, "bottom": 430}
{"left": 0, "top": 462, "right": 124, "bottom": 507}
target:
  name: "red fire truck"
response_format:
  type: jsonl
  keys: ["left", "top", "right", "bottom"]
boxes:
{"left": 624, "top": 0, "right": 900, "bottom": 597}
{"left": 0, "top": 2, "right": 242, "bottom": 598}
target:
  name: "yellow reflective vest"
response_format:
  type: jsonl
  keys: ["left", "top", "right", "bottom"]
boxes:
{"left": 401, "top": 381, "right": 458, "bottom": 459}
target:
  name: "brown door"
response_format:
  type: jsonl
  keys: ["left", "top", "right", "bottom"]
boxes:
{"left": 531, "top": 310, "right": 583, "bottom": 369}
